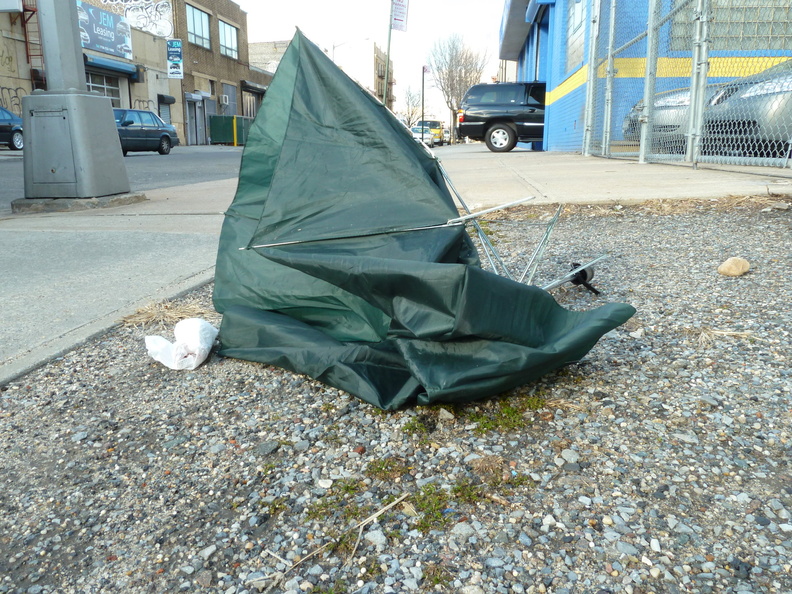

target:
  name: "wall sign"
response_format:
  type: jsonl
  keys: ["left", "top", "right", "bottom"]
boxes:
{"left": 391, "top": 0, "right": 409, "bottom": 32}
{"left": 167, "top": 39, "right": 183, "bottom": 79}
{"left": 76, "top": 0, "right": 133, "bottom": 60}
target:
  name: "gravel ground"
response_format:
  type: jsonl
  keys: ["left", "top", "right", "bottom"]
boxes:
{"left": 1, "top": 197, "right": 790, "bottom": 594}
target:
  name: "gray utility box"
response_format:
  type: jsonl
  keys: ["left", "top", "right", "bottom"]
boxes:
{"left": 23, "top": 91, "right": 130, "bottom": 199}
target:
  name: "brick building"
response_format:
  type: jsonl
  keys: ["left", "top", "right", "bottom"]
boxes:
{"left": 0, "top": 0, "right": 271, "bottom": 145}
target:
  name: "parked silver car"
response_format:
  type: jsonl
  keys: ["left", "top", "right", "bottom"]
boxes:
{"left": 702, "top": 60, "right": 792, "bottom": 158}
{"left": 410, "top": 126, "right": 435, "bottom": 147}
{"left": 622, "top": 85, "right": 723, "bottom": 153}
{"left": 623, "top": 60, "right": 792, "bottom": 158}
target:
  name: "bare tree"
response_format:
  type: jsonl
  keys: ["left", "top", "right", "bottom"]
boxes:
{"left": 403, "top": 87, "right": 421, "bottom": 127}
{"left": 428, "top": 35, "right": 488, "bottom": 141}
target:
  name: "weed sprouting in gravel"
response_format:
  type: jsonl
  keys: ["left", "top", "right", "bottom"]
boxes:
{"left": 359, "top": 557, "right": 384, "bottom": 579}
{"left": 305, "top": 479, "right": 365, "bottom": 522}
{"left": 413, "top": 484, "right": 451, "bottom": 533}
{"left": 452, "top": 478, "right": 484, "bottom": 504}
{"left": 474, "top": 220, "right": 494, "bottom": 237}
{"left": 310, "top": 577, "right": 350, "bottom": 593}
{"left": 261, "top": 495, "right": 289, "bottom": 517}
{"left": 402, "top": 417, "right": 427, "bottom": 435}
{"left": 468, "top": 403, "right": 527, "bottom": 434}
{"left": 422, "top": 562, "right": 453, "bottom": 587}
{"left": 322, "top": 427, "right": 343, "bottom": 445}
{"left": 460, "top": 393, "right": 546, "bottom": 436}
{"left": 336, "top": 478, "right": 363, "bottom": 495}
{"left": 402, "top": 414, "right": 436, "bottom": 444}
{"left": 305, "top": 496, "right": 364, "bottom": 523}
{"left": 365, "top": 458, "right": 410, "bottom": 481}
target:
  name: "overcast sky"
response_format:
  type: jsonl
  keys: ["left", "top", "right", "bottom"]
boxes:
{"left": 233, "top": 0, "right": 506, "bottom": 121}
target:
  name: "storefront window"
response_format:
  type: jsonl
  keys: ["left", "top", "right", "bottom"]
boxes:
{"left": 86, "top": 72, "right": 121, "bottom": 107}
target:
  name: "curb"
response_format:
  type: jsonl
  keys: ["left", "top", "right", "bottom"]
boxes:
{"left": 11, "top": 191, "right": 148, "bottom": 214}
{"left": 0, "top": 269, "right": 216, "bottom": 387}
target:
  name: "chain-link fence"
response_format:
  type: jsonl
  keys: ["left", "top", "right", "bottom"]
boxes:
{"left": 583, "top": 0, "right": 792, "bottom": 168}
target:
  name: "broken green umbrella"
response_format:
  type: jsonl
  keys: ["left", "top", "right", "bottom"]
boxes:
{"left": 213, "top": 31, "right": 635, "bottom": 410}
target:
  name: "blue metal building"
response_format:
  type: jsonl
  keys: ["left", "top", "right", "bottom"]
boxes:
{"left": 499, "top": 0, "right": 792, "bottom": 153}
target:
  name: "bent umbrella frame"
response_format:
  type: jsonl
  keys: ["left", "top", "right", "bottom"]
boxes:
{"left": 436, "top": 159, "right": 608, "bottom": 294}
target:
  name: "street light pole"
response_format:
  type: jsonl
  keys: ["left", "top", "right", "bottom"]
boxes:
{"left": 22, "top": 0, "right": 130, "bottom": 199}
{"left": 421, "top": 66, "right": 425, "bottom": 143}
{"left": 383, "top": 0, "right": 393, "bottom": 109}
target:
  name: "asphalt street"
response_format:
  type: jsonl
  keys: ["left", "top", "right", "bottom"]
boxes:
{"left": 0, "top": 144, "right": 244, "bottom": 213}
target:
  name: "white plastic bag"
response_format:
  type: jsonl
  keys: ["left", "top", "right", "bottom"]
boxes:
{"left": 145, "top": 318, "right": 219, "bottom": 370}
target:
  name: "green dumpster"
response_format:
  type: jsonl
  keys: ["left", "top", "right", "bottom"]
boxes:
{"left": 209, "top": 115, "right": 254, "bottom": 145}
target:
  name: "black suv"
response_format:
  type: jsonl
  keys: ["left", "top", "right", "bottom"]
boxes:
{"left": 458, "top": 82, "right": 546, "bottom": 152}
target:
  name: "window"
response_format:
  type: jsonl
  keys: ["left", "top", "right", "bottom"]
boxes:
{"left": 86, "top": 72, "right": 121, "bottom": 107}
{"left": 139, "top": 111, "right": 158, "bottom": 126}
{"left": 528, "top": 85, "right": 545, "bottom": 106}
{"left": 566, "top": 0, "right": 585, "bottom": 70}
{"left": 123, "top": 111, "right": 143, "bottom": 127}
{"left": 219, "top": 21, "right": 238, "bottom": 59}
{"left": 474, "top": 85, "right": 525, "bottom": 105}
{"left": 187, "top": 5, "right": 210, "bottom": 49}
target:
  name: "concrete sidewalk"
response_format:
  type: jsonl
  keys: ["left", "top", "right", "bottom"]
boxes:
{"left": 1, "top": 145, "right": 790, "bottom": 385}
{"left": 440, "top": 144, "right": 792, "bottom": 208}
{"left": 0, "top": 178, "right": 236, "bottom": 384}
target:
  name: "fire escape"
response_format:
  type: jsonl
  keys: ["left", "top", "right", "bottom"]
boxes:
{"left": 19, "top": 0, "right": 45, "bottom": 89}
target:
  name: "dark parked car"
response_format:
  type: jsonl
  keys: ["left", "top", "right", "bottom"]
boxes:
{"left": 113, "top": 108, "right": 180, "bottom": 155}
{"left": 0, "top": 106, "right": 23, "bottom": 150}
{"left": 458, "top": 82, "right": 546, "bottom": 152}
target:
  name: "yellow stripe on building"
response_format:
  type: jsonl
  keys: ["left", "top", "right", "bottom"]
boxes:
{"left": 546, "top": 56, "right": 790, "bottom": 105}
{"left": 546, "top": 65, "right": 588, "bottom": 105}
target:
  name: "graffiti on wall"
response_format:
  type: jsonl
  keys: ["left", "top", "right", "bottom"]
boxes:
{"left": 132, "top": 97, "right": 155, "bottom": 111}
{"left": 0, "top": 85, "right": 26, "bottom": 115}
{"left": 1, "top": 40, "right": 17, "bottom": 75}
{"left": 125, "top": 1, "right": 173, "bottom": 38}
{"left": 90, "top": 0, "right": 173, "bottom": 39}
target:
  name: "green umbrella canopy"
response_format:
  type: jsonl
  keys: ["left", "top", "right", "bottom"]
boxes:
{"left": 213, "top": 31, "right": 635, "bottom": 409}
{"left": 234, "top": 30, "right": 460, "bottom": 247}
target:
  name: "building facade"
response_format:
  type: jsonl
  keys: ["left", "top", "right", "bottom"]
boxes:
{"left": 500, "top": 0, "right": 792, "bottom": 153}
{"left": 0, "top": 0, "right": 271, "bottom": 145}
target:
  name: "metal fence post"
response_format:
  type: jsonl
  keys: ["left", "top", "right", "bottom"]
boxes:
{"left": 638, "top": 0, "right": 661, "bottom": 164}
{"left": 686, "top": 0, "right": 710, "bottom": 167}
{"left": 582, "top": 0, "right": 602, "bottom": 156}
{"left": 601, "top": 0, "right": 618, "bottom": 157}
